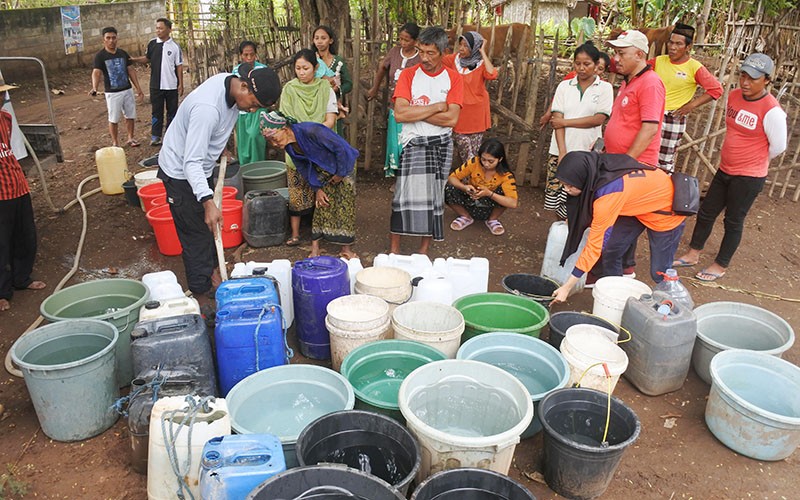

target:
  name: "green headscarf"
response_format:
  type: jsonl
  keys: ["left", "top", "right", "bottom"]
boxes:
{"left": 278, "top": 77, "right": 331, "bottom": 123}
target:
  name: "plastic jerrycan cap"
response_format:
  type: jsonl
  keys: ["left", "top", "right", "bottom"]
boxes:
{"left": 144, "top": 300, "right": 161, "bottom": 310}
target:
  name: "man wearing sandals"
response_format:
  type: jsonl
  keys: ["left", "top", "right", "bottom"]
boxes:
{"left": 1, "top": 86, "right": 46, "bottom": 312}
{"left": 90, "top": 27, "right": 145, "bottom": 147}
{"left": 389, "top": 27, "right": 463, "bottom": 255}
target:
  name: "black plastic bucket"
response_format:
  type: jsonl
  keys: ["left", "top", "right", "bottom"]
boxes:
{"left": 501, "top": 274, "right": 559, "bottom": 307}
{"left": 410, "top": 468, "right": 536, "bottom": 499}
{"left": 122, "top": 179, "right": 140, "bottom": 207}
{"left": 246, "top": 465, "right": 405, "bottom": 500}
{"left": 296, "top": 410, "right": 420, "bottom": 496}
{"left": 547, "top": 311, "right": 619, "bottom": 350}
{"left": 540, "top": 387, "right": 640, "bottom": 500}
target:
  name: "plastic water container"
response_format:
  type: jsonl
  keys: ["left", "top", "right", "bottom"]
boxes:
{"left": 560, "top": 324, "right": 628, "bottom": 393}
{"left": 199, "top": 434, "right": 286, "bottom": 499}
{"left": 432, "top": 257, "right": 489, "bottom": 301}
{"left": 391, "top": 302, "right": 465, "bottom": 358}
{"left": 540, "top": 221, "right": 588, "bottom": 294}
{"left": 354, "top": 267, "right": 412, "bottom": 313}
{"left": 226, "top": 365, "right": 355, "bottom": 468}
{"left": 147, "top": 396, "right": 231, "bottom": 500}
{"left": 146, "top": 205, "right": 183, "bottom": 256}
{"left": 342, "top": 257, "right": 364, "bottom": 294}
{"left": 242, "top": 190, "right": 288, "bottom": 247}
{"left": 96, "top": 146, "right": 128, "bottom": 195}
{"left": 411, "top": 468, "right": 536, "bottom": 500}
{"left": 215, "top": 303, "right": 288, "bottom": 396}
{"left": 653, "top": 268, "right": 694, "bottom": 310}
{"left": 127, "top": 374, "right": 202, "bottom": 474}
{"left": 141, "top": 271, "right": 184, "bottom": 302}
{"left": 240, "top": 160, "right": 288, "bottom": 194}
{"left": 293, "top": 256, "right": 351, "bottom": 360}
{"left": 326, "top": 294, "right": 392, "bottom": 371}
{"left": 216, "top": 276, "right": 281, "bottom": 309}
{"left": 130, "top": 313, "right": 217, "bottom": 396}
{"left": 621, "top": 292, "right": 697, "bottom": 395}
{"left": 410, "top": 271, "right": 454, "bottom": 305}
{"left": 247, "top": 465, "right": 404, "bottom": 500}
{"left": 373, "top": 253, "right": 433, "bottom": 279}
{"left": 706, "top": 350, "right": 800, "bottom": 461}
{"left": 592, "top": 276, "right": 652, "bottom": 325}
{"left": 138, "top": 297, "right": 200, "bottom": 322}
{"left": 230, "top": 260, "right": 293, "bottom": 326}
{"left": 139, "top": 182, "right": 168, "bottom": 213}
{"left": 212, "top": 161, "right": 244, "bottom": 200}
{"left": 134, "top": 169, "right": 160, "bottom": 191}
{"left": 221, "top": 199, "right": 243, "bottom": 248}
{"left": 399, "top": 360, "right": 533, "bottom": 481}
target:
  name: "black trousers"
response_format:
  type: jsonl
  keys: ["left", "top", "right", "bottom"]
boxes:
{"left": 689, "top": 169, "right": 766, "bottom": 268}
{"left": 0, "top": 193, "right": 37, "bottom": 300}
{"left": 157, "top": 169, "right": 215, "bottom": 294}
{"left": 150, "top": 88, "right": 179, "bottom": 139}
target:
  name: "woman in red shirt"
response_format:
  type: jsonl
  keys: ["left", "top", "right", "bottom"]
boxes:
{"left": 672, "top": 53, "right": 787, "bottom": 281}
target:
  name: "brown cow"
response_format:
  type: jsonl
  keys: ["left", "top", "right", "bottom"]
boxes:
{"left": 608, "top": 25, "right": 675, "bottom": 56}
{"left": 446, "top": 23, "right": 530, "bottom": 60}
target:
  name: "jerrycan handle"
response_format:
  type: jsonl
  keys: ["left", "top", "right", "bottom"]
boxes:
{"left": 231, "top": 452, "right": 271, "bottom": 466}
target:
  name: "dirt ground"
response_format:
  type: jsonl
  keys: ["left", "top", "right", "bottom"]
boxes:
{"left": 0, "top": 66, "right": 798, "bottom": 499}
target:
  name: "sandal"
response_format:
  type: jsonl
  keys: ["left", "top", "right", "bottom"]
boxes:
{"left": 696, "top": 269, "right": 726, "bottom": 282}
{"left": 339, "top": 251, "right": 359, "bottom": 260}
{"left": 485, "top": 219, "right": 505, "bottom": 236}
{"left": 672, "top": 258, "right": 698, "bottom": 268}
{"left": 285, "top": 236, "right": 301, "bottom": 246}
{"left": 126, "top": 139, "right": 141, "bottom": 147}
{"left": 450, "top": 216, "right": 474, "bottom": 231}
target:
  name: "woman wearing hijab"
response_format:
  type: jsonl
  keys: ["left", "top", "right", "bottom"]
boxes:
{"left": 443, "top": 31, "right": 498, "bottom": 165}
{"left": 551, "top": 151, "right": 686, "bottom": 303}
{"left": 261, "top": 111, "right": 359, "bottom": 259}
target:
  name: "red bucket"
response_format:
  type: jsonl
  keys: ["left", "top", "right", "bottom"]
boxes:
{"left": 221, "top": 199, "right": 243, "bottom": 248}
{"left": 146, "top": 205, "right": 183, "bottom": 256}
{"left": 138, "top": 182, "right": 167, "bottom": 213}
{"left": 222, "top": 186, "right": 238, "bottom": 200}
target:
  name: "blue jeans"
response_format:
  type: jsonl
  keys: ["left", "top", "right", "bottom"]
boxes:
{"left": 601, "top": 216, "right": 686, "bottom": 282}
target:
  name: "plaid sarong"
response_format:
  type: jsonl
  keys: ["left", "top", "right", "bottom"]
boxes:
{"left": 658, "top": 112, "right": 687, "bottom": 172}
{"left": 390, "top": 133, "right": 453, "bottom": 241}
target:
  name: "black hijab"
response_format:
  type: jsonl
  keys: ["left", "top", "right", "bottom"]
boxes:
{"left": 555, "top": 151, "right": 655, "bottom": 265}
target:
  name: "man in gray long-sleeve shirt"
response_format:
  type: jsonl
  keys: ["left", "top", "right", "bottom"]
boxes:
{"left": 157, "top": 63, "right": 280, "bottom": 299}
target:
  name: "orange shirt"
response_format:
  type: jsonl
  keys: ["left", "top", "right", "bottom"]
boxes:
{"left": 574, "top": 168, "right": 685, "bottom": 275}
{"left": 449, "top": 156, "right": 518, "bottom": 199}
{"left": 442, "top": 54, "right": 498, "bottom": 134}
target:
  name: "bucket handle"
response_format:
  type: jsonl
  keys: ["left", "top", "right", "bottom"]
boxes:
{"left": 573, "top": 362, "right": 613, "bottom": 446}
{"left": 292, "top": 486, "right": 359, "bottom": 499}
{"left": 581, "top": 312, "right": 632, "bottom": 344}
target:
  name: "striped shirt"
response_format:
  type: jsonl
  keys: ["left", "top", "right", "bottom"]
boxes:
{"left": 0, "top": 109, "right": 29, "bottom": 200}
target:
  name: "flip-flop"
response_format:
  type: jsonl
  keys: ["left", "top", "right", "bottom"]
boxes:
{"left": 696, "top": 269, "right": 725, "bottom": 282}
{"left": 126, "top": 139, "right": 141, "bottom": 147}
{"left": 672, "top": 258, "right": 698, "bottom": 268}
{"left": 339, "top": 252, "right": 359, "bottom": 260}
{"left": 450, "top": 216, "right": 474, "bottom": 231}
{"left": 26, "top": 281, "right": 46, "bottom": 290}
{"left": 285, "top": 236, "right": 301, "bottom": 246}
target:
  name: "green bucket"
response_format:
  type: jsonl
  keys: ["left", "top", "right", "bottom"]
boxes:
{"left": 453, "top": 292, "right": 550, "bottom": 342}
{"left": 240, "top": 160, "right": 288, "bottom": 195}
{"left": 40, "top": 279, "right": 149, "bottom": 387}
{"left": 340, "top": 340, "right": 447, "bottom": 422}
{"left": 10, "top": 319, "right": 119, "bottom": 441}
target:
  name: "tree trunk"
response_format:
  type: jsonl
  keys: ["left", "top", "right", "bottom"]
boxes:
{"left": 695, "top": 0, "right": 714, "bottom": 44}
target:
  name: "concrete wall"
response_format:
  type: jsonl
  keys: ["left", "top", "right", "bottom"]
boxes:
{"left": 0, "top": 0, "right": 164, "bottom": 79}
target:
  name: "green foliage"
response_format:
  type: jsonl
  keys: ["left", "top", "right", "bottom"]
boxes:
{"left": 570, "top": 16, "right": 596, "bottom": 41}
{"left": 0, "top": 464, "right": 29, "bottom": 500}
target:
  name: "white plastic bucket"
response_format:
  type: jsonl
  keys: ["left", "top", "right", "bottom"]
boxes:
{"left": 327, "top": 317, "right": 393, "bottom": 372}
{"left": 134, "top": 169, "right": 161, "bottom": 190}
{"left": 399, "top": 359, "right": 533, "bottom": 482}
{"left": 392, "top": 302, "right": 465, "bottom": 358}
{"left": 560, "top": 324, "right": 628, "bottom": 393}
{"left": 327, "top": 294, "right": 393, "bottom": 371}
{"left": 592, "top": 277, "right": 652, "bottom": 325}
{"left": 147, "top": 396, "right": 231, "bottom": 500}
{"left": 355, "top": 266, "right": 412, "bottom": 313}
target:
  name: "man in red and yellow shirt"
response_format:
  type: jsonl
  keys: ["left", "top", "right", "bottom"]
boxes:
{"left": 1, "top": 85, "right": 46, "bottom": 312}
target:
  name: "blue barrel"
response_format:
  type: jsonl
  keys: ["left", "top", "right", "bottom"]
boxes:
{"left": 200, "top": 434, "right": 286, "bottom": 499}
{"left": 215, "top": 304, "right": 288, "bottom": 396}
{"left": 292, "top": 256, "right": 350, "bottom": 359}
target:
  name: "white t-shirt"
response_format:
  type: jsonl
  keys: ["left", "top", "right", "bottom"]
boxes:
{"left": 393, "top": 64, "right": 463, "bottom": 145}
{"left": 548, "top": 76, "right": 613, "bottom": 156}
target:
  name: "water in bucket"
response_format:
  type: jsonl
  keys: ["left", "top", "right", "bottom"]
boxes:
{"left": 22, "top": 333, "right": 109, "bottom": 365}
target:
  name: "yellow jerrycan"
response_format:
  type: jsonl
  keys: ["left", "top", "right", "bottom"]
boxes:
{"left": 95, "top": 146, "right": 129, "bottom": 195}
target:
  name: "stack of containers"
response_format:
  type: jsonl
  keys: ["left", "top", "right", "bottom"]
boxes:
{"left": 215, "top": 277, "right": 290, "bottom": 395}
{"left": 230, "top": 260, "right": 294, "bottom": 326}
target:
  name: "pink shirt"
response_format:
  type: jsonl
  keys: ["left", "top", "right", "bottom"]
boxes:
{"left": 604, "top": 67, "right": 665, "bottom": 166}
{"left": 720, "top": 89, "right": 787, "bottom": 177}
